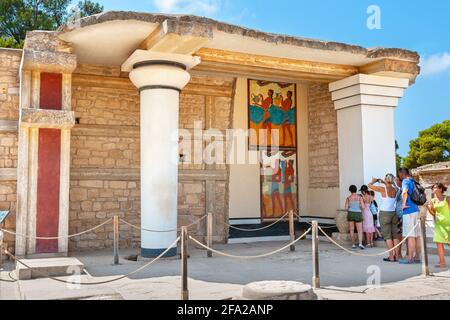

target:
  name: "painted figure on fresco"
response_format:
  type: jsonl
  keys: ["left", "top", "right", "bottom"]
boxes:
{"left": 269, "top": 159, "right": 284, "bottom": 216}
{"left": 283, "top": 159, "right": 297, "bottom": 212}
{"left": 249, "top": 80, "right": 297, "bottom": 150}
{"left": 281, "top": 91, "right": 295, "bottom": 147}
{"left": 261, "top": 151, "right": 298, "bottom": 219}
{"left": 252, "top": 89, "right": 274, "bottom": 146}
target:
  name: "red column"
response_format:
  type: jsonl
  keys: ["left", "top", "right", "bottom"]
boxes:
{"left": 40, "top": 73, "right": 62, "bottom": 110}
{"left": 35, "top": 72, "right": 62, "bottom": 253}
{"left": 36, "top": 129, "right": 61, "bottom": 253}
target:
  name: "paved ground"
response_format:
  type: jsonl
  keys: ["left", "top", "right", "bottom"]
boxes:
{"left": 1, "top": 239, "right": 449, "bottom": 300}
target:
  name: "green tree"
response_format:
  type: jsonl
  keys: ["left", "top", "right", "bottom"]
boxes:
{"left": 0, "top": 0, "right": 103, "bottom": 49}
{"left": 72, "top": 0, "right": 103, "bottom": 17}
{"left": 403, "top": 120, "right": 450, "bottom": 169}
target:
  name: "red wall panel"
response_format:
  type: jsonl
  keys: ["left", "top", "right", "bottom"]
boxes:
{"left": 36, "top": 129, "right": 61, "bottom": 253}
{"left": 40, "top": 73, "right": 62, "bottom": 110}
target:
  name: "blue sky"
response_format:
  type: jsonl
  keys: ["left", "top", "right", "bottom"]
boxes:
{"left": 87, "top": 0, "right": 450, "bottom": 156}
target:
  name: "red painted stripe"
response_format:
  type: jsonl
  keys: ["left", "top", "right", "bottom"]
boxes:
{"left": 40, "top": 73, "right": 62, "bottom": 110}
{"left": 36, "top": 129, "right": 61, "bottom": 253}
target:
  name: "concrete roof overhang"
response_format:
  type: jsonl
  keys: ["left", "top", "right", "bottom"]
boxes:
{"left": 57, "top": 11, "right": 420, "bottom": 83}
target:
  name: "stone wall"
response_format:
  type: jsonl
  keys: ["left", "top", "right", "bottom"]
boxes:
{"left": 412, "top": 162, "right": 450, "bottom": 189}
{"left": 69, "top": 67, "right": 234, "bottom": 251}
{"left": 0, "top": 48, "right": 21, "bottom": 252}
{"left": 307, "top": 83, "right": 339, "bottom": 188}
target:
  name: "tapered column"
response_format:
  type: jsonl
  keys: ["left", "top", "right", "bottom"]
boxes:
{"left": 329, "top": 74, "right": 410, "bottom": 208}
{"left": 123, "top": 51, "right": 200, "bottom": 258}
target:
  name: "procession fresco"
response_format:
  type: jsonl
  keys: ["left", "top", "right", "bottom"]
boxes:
{"left": 248, "top": 80, "right": 297, "bottom": 150}
{"left": 260, "top": 151, "right": 298, "bottom": 219}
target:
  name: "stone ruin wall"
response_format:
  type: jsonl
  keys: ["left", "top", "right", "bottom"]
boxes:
{"left": 0, "top": 48, "right": 21, "bottom": 252}
{"left": 0, "top": 48, "right": 343, "bottom": 253}
{"left": 69, "top": 65, "right": 235, "bottom": 251}
{"left": 307, "top": 83, "right": 339, "bottom": 189}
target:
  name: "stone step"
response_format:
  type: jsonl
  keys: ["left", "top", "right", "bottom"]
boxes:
{"left": 239, "top": 281, "right": 319, "bottom": 300}
{"left": 15, "top": 257, "right": 85, "bottom": 280}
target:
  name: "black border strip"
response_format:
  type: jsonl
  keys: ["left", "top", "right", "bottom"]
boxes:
{"left": 133, "top": 60, "right": 187, "bottom": 70}
{"left": 139, "top": 85, "right": 181, "bottom": 93}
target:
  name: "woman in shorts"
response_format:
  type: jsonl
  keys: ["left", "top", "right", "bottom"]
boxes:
{"left": 345, "top": 185, "right": 365, "bottom": 250}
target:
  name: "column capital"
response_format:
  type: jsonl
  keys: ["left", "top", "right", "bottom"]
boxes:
{"left": 122, "top": 50, "right": 201, "bottom": 92}
{"left": 329, "top": 74, "right": 409, "bottom": 111}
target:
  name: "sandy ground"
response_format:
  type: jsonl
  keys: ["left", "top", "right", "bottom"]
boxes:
{"left": 1, "top": 239, "right": 449, "bottom": 300}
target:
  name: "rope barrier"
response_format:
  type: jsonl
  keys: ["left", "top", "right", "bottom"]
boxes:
{"left": 120, "top": 219, "right": 178, "bottom": 233}
{"left": 224, "top": 212, "right": 290, "bottom": 232}
{"left": 2, "top": 237, "right": 180, "bottom": 286}
{"left": 318, "top": 221, "right": 421, "bottom": 257}
{"left": 294, "top": 213, "right": 337, "bottom": 230}
{"left": 120, "top": 215, "right": 207, "bottom": 233}
{"left": 189, "top": 227, "right": 312, "bottom": 260}
{"left": 0, "top": 218, "right": 113, "bottom": 240}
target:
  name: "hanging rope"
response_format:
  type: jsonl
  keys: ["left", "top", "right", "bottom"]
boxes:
{"left": 223, "top": 212, "right": 290, "bottom": 232}
{"left": 318, "top": 221, "right": 421, "bottom": 257}
{"left": 294, "top": 213, "right": 337, "bottom": 230}
{"left": 120, "top": 215, "right": 207, "bottom": 233}
{"left": 3, "top": 237, "right": 180, "bottom": 286}
{"left": 189, "top": 227, "right": 312, "bottom": 260}
{"left": 0, "top": 218, "right": 113, "bottom": 240}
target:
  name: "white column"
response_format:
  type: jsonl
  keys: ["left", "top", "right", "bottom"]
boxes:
{"left": 124, "top": 51, "right": 200, "bottom": 258}
{"left": 329, "top": 74, "right": 409, "bottom": 208}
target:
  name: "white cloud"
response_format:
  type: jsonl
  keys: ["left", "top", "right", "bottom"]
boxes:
{"left": 420, "top": 52, "right": 450, "bottom": 76}
{"left": 228, "top": 7, "right": 257, "bottom": 23}
{"left": 152, "top": 0, "right": 221, "bottom": 16}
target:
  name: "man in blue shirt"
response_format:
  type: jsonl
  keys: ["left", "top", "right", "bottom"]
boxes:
{"left": 398, "top": 168, "right": 421, "bottom": 264}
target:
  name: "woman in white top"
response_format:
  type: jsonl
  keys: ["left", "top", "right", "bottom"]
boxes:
{"left": 368, "top": 174, "right": 401, "bottom": 262}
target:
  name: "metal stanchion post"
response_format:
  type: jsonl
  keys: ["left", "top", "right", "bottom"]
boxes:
{"left": 207, "top": 213, "right": 213, "bottom": 258}
{"left": 312, "top": 221, "right": 320, "bottom": 289}
{"left": 113, "top": 215, "right": 119, "bottom": 265}
{"left": 420, "top": 216, "right": 430, "bottom": 277}
{"left": 289, "top": 210, "right": 295, "bottom": 252}
{"left": 181, "top": 226, "right": 189, "bottom": 300}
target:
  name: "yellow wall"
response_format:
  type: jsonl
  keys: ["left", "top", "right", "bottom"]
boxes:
{"left": 229, "top": 78, "right": 261, "bottom": 219}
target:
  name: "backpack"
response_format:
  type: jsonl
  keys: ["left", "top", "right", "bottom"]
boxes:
{"left": 409, "top": 179, "right": 427, "bottom": 206}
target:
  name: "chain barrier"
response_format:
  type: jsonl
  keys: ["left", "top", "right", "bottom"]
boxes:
{"left": 224, "top": 212, "right": 290, "bottom": 232}
{"left": 189, "top": 227, "right": 312, "bottom": 260}
{"left": 318, "top": 221, "right": 421, "bottom": 257}
{"left": 0, "top": 218, "right": 113, "bottom": 240}
{"left": 2, "top": 237, "right": 180, "bottom": 286}
{"left": 120, "top": 215, "right": 207, "bottom": 233}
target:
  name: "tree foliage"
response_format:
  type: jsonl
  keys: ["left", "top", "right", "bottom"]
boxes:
{"left": 0, "top": 0, "right": 103, "bottom": 48}
{"left": 71, "top": 0, "right": 103, "bottom": 17}
{"left": 403, "top": 120, "right": 450, "bottom": 169}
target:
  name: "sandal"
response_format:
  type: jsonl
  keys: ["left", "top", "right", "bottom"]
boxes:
{"left": 383, "top": 258, "right": 396, "bottom": 263}
{"left": 435, "top": 264, "right": 448, "bottom": 268}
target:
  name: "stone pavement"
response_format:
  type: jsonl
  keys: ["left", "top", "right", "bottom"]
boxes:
{"left": 1, "top": 239, "right": 449, "bottom": 300}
